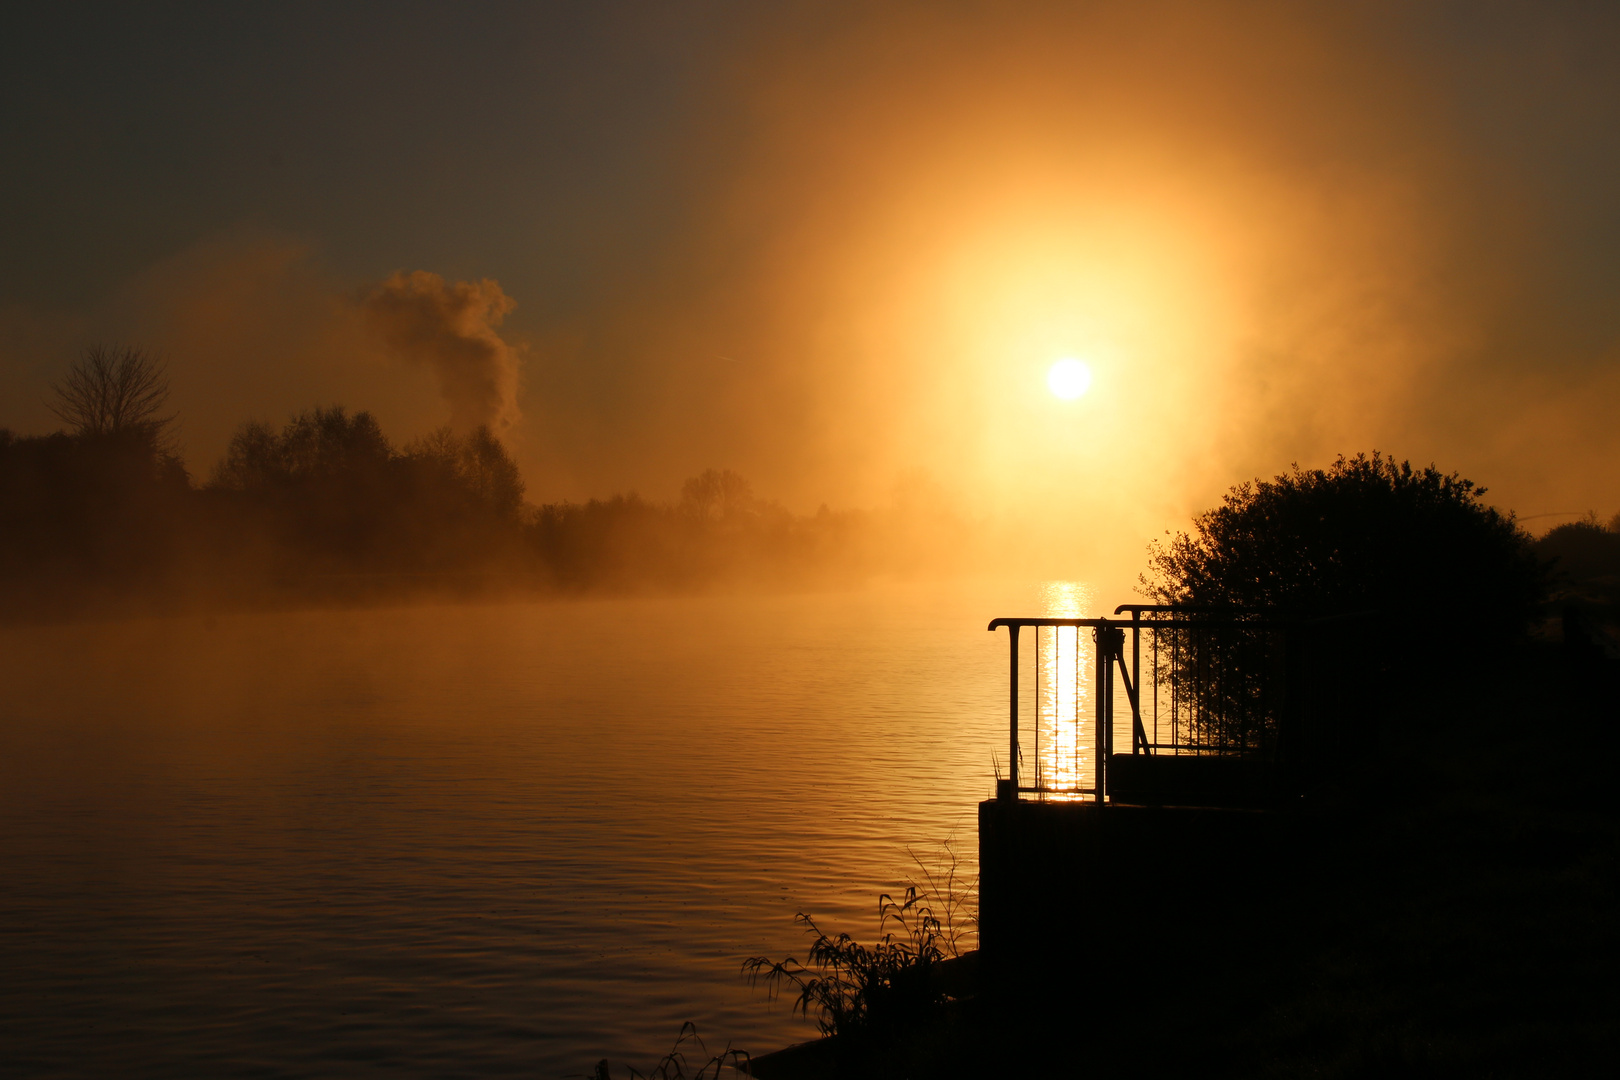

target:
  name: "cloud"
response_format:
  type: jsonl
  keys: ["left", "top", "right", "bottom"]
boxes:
{"left": 361, "top": 271, "right": 522, "bottom": 433}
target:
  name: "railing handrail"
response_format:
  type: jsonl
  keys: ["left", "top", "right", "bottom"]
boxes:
{"left": 989, "top": 608, "right": 1296, "bottom": 803}
{"left": 1112, "top": 603, "right": 1263, "bottom": 614}
{"left": 990, "top": 614, "right": 1295, "bottom": 632}
{"left": 989, "top": 617, "right": 1119, "bottom": 629}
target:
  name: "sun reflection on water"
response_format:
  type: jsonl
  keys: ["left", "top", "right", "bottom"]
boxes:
{"left": 1034, "top": 581, "right": 1094, "bottom": 801}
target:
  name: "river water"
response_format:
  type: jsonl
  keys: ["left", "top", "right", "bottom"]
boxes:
{"left": 0, "top": 579, "right": 1087, "bottom": 1077}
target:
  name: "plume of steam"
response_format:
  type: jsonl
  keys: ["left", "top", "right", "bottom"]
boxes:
{"left": 362, "top": 271, "right": 522, "bottom": 433}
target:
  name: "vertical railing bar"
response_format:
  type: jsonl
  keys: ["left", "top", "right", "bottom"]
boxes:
{"left": 1131, "top": 613, "right": 1141, "bottom": 754}
{"left": 1093, "top": 623, "right": 1106, "bottom": 804}
{"left": 1198, "top": 627, "right": 1207, "bottom": 754}
{"left": 1110, "top": 629, "right": 1117, "bottom": 760}
{"left": 1152, "top": 623, "right": 1159, "bottom": 748}
{"left": 1172, "top": 627, "right": 1180, "bottom": 752}
{"left": 1105, "top": 627, "right": 1114, "bottom": 763}
{"left": 1073, "top": 626, "right": 1080, "bottom": 788}
{"left": 1205, "top": 626, "right": 1212, "bottom": 753}
{"left": 1035, "top": 625, "right": 1043, "bottom": 796}
{"left": 1198, "top": 626, "right": 1205, "bottom": 754}
{"left": 1008, "top": 624, "right": 1019, "bottom": 796}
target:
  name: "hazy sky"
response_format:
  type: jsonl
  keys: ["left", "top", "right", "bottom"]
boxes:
{"left": 3, "top": 1, "right": 1618, "bottom": 578}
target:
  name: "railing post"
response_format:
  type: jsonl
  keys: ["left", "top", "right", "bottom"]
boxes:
{"left": 1007, "top": 624, "right": 1020, "bottom": 800}
{"left": 1132, "top": 612, "right": 1141, "bottom": 739}
{"left": 1094, "top": 620, "right": 1107, "bottom": 804}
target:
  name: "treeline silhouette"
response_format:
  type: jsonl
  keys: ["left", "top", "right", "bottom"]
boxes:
{"left": 1, "top": 348, "right": 975, "bottom": 619}
{"left": 207, "top": 408, "right": 531, "bottom": 579}
{"left": 1536, "top": 512, "right": 1620, "bottom": 590}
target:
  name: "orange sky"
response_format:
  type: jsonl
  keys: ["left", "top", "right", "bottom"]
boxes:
{"left": 2, "top": 1, "right": 1618, "bottom": 581}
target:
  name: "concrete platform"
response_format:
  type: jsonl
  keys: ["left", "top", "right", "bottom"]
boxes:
{"left": 978, "top": 797, "right": 1296, "bottom": 960}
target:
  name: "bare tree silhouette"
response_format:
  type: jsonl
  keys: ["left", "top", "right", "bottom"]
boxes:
{"left": 49, "top": 345, "right": 175, "bottom": 446}
{"left": 680, "top": 468, "right": 755, "bottom": 521}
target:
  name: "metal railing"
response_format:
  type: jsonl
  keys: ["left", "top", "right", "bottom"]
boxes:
{"left": 989, "top": 605, "right": 1300, "bottom": 804}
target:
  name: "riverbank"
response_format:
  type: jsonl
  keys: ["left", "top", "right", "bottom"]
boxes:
{"left": 744, "top": 634, "right": 1620, "bottom": 1077}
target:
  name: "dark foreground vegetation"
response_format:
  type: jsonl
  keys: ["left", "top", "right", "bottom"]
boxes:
{"left": 0, "top": 348, "right": 975, "bottom": 620}
{"left": 723, "top": 456, "right": 1620, "bottom": 1079}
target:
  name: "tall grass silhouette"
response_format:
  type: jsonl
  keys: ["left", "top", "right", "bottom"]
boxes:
{"left": 590, "top": 1023, "right": 749, "bottom": 1080}
{"left": 742, "top": 840, "right": 976, "bottom": 1041}
{"left": 743, "top": 887, "right": 947, "bottom": 1039}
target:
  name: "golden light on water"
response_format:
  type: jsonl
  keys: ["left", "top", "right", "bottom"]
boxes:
{"left": 1034, "top": 581, "right": 1094, "bottom": 800}
{"left": 1046, "top": 357, "right": 1093, "bottom": 400}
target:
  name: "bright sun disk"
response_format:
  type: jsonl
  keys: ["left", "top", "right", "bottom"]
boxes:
{"left": 1047, "top": 358, "right": 1092, "bottom": 400}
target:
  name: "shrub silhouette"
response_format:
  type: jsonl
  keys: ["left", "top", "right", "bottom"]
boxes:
{"left": 1140, "top": 454, "right": 1547, "bottom": 771}
{"left": 1146, "top": 452, "right": 1543, "bottom": 646}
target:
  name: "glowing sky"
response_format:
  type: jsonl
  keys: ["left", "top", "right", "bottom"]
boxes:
{"left": 3, "top": 1, "right": 1618, "bottom": 579}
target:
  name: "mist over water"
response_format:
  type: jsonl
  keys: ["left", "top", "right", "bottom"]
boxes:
{"left": 0, "top": 580, "right": 1063, "bottom": 1077}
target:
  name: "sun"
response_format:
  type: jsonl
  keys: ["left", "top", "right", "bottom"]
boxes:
{"left": 1046, "top": 358, "right": 1092, "bottom": 400}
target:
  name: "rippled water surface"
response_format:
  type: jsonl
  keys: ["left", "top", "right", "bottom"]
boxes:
{"left": 0, "top": 580, "right": 1069, "bottom": 1077}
